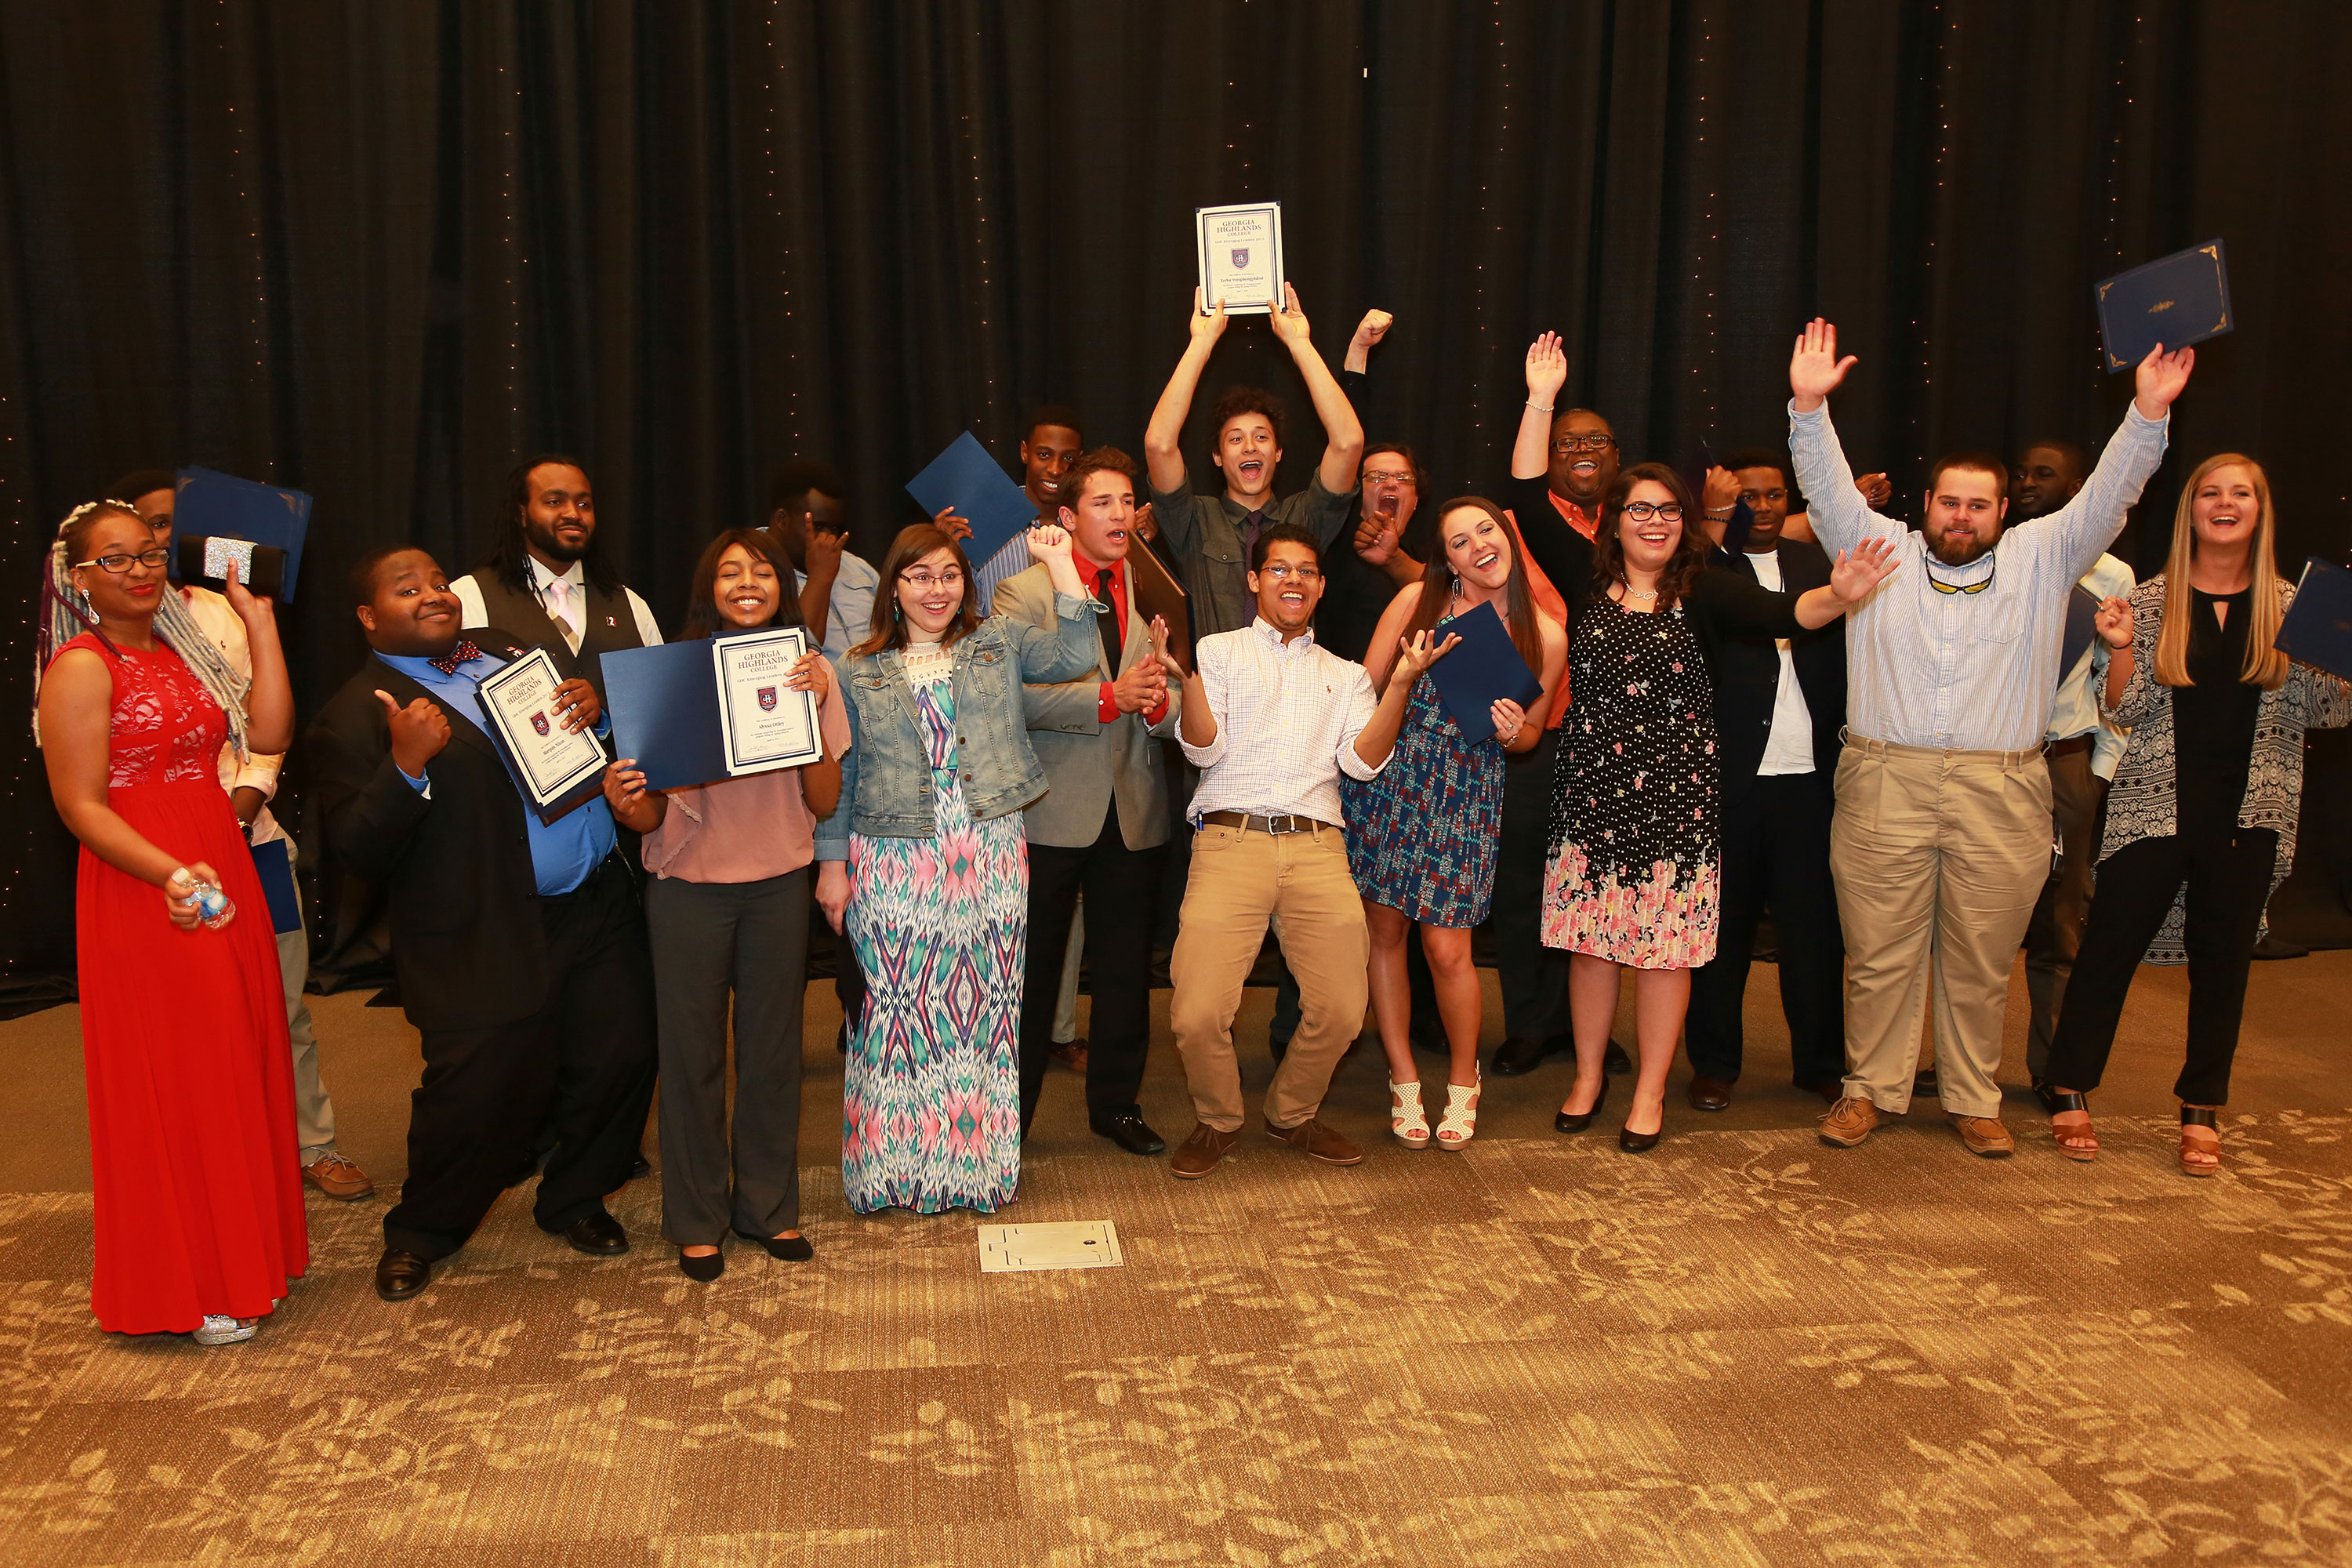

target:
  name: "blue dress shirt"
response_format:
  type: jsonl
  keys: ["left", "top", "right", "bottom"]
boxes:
{"left": 378, "top": 649, "right": 617, "bottom": 896}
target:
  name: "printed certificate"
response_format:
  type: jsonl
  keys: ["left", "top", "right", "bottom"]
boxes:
{"left": 1196, "top": 201, "right": 1284, "bottom": 316}
{"left": 713, "top": 626, "right": 824, "bottom": 775}
{"left": 474, "top": 647, "right": 608, "bottom": 812}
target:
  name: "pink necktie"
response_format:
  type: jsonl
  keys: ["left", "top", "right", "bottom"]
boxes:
{"left": 546, "top": 577, "right": 579, "bottom": 648}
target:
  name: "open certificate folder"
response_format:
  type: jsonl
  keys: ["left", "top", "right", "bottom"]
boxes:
{"left": 713, "top": 626, "right": 824, "bottom": 775}
{"left": 474, "top": 648, "right": 608, "bottom": 822}
{"left": 2276, "top": 557, "right": 2352, "bottom": 683}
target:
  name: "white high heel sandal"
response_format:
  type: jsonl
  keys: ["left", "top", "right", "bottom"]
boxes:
{"left": 1436, "top": 1073, "right": 1481, "bottom": 1149}
{"left": 1389, "top": 1079, "right": 1430, "bottom": 1148}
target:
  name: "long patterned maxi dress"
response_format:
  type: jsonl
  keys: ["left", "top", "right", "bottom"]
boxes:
{"left": 841, "top": 645, "right": 1027, "bottom": 1213}
{"left": 1539, "top": 597, "right": 1722, "bottom": 968}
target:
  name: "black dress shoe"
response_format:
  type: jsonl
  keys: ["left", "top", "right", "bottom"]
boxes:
{"left": 2030, "top": 1079, "right": 2063, "bottom": 1116}
{"left": 1604, "top": 1040, "right": 1633, "bottom": 1075}
{"left": 679, "top": 1248, "right": 724, "bottom": 1283}
{"left": 1686, "top": 1075, "right": 1733, "bottom": 1112}
{"left": 1618, "top": 1120, "right": 1662, "bottom": 1152}
{"left": 1492, "top": 1035, "right": 1552, "bottom": 1077}
{"left": 1092, "top": 1112, "right": 1167, "bottom": 1156}
{"left": 629, "top": 1152, "right": 652, "bottom": 1180}
{"left": 1554, "top": 1076, "right": 1610, "bottom": 1134}
{"left": 374, "top": 1247, "right": 432, "bottom": 1302}
{"left": 549, "top": 1211, "right": 629, "bottom": 1256}
{"left": 732, "top": 1228, "right": 815, "bottom": 1261}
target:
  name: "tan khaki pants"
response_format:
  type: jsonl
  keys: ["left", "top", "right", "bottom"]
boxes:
{"left": 1170, "top": 821, "right": 1367, "bottom": 1131}
{"left": 1831, "top": 738, "right": 2052, "bottom": 1120}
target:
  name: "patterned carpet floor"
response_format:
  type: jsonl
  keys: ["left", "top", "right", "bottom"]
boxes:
{"left": 4, "top": 1102, "right": 2351, "bottom": 1567}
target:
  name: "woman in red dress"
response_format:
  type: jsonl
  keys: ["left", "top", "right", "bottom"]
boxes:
{"left": 34, "top": 501, "right": 307, "bottom": 1344}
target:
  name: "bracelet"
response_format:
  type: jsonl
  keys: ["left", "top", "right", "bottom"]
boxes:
{"left": 1526, "top": 401, "right": 1553, "bottom": 413}
{"left": 1707, "top": 506, "right": 1734, "bottom": 519}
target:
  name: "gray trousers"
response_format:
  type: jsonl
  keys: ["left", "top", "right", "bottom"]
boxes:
{"left": 260, "top": 840, "right": 337, "bottom": 1160}
{"left": 646, "top": 869, "right": 809, "bottom": 1246}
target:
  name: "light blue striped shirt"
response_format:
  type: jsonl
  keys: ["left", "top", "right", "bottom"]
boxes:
{"left": 1788, "top": 400, "right": 2169, "bottom": 754}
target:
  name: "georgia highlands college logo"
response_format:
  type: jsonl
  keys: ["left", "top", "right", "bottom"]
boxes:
{"left": 530, "top": 710, "right": 550, "bottom": 736}
{"left": 1230, "top": 247, "right": 1250, "bottom": 269}
{"left": 758, "top": 686, "right": 779, "bottom": 711}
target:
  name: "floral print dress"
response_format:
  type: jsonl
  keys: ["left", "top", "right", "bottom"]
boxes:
{"left": 1541, "top": 597, "right": 1722, "bottom": 969}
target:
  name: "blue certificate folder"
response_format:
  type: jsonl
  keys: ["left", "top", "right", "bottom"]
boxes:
{"left": 2276, "top": 557, "right": 2352, "bottom": 684}
{"left": 2096, "top": 239, "right": 2232, "bottom": 373}
{"left": 906, "top": 432, "right": 1037, "bottom": 571}
{"left": 604, "top": 640, "right": 730, "bottom": 793}
{"left": 1427, "top": 603, "right": 1544, "bottom": 746}
{"left": 172, "top": 467, "right": 311, "bottom": 601}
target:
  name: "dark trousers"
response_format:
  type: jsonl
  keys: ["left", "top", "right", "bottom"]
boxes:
{"left": 2046, "top": 825, "right": 2278, "bottom": 1105}
{"left": 1496, "top": 727, "right": 1570, "bottom": 1039}
{"left": 2024, "top": 743, "right": 2107, "bottom": 1080}
{"left": 1020, "top": 800, "right": 1167, "bottom": 1129}
{"left": 385, "top": 852, "right": 659, "bottom": 1261}
{"left": 1686, "top": 771, "right": 1845, "bottom": 1086}
{"left": 648, "top": 869, "right": 808, "bottom": 1246}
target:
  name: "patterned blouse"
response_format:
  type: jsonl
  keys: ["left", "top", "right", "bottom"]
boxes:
{"left": 2100, "top": 574, "right": 2352, "bottom": 962}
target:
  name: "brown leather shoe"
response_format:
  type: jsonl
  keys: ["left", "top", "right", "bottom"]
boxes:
{"left": 1952, "top": 1115, "right": 2015, "bottom": 1158}
{"left": 1169, "top": 1123, "right": 1240, "bottom": 1180}
{"left": 1818, "top": 1095, "right": 1881, "bottom": 1148}
{"left": 1049, "top": 1038, "right": 1090, "bottom": 1073}
{"left": 1264, "top": 1116, "right": 1363, "bottom": 1167}
{"left": 1686, "top": 1075, "right": 1733, "bottom": 1112}
{"left": 302, "top": 1149, "right": 376, "bottom": 1201}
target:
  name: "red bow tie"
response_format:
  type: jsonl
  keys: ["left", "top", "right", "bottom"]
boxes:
{"left": 428, "top": 639, "right": 485, "bottom": 676}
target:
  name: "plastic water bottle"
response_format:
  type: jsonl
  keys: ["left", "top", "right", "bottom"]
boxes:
{"left": 168, "top": 868, "right": 235, "bottom": 930}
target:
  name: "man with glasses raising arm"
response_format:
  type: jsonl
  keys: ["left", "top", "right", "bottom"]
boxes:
{"left": 1788, "top": 320, "right": 2195, "bottom": 1157}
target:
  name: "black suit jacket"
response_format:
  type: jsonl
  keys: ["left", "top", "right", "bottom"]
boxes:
{"left": 308, "top": 630, "right": 554, "bottom": 1033}
{"left": 1704, "top": 540, "right": 1846, "bottom": 802}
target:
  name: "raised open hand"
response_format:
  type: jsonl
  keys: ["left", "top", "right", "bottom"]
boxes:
{"left": 2094, "top": 595, "right": 2133, "bottom": 649}
{"left": 2132, "top": 342, "right": 2196, "bottom": 420}
{"left": 1790, "top": 318, "right": 1857, "bottom": 410}
{"left": 1829, "top": 535, "right": 1900, "bottom": 603}
{"left": 1268, "top": 282, "right": 1312, "bottom": 347}
{"left": 1190, "top": 287, "right": 1230, "bottom": 343}
{"left": 931, "top": 504, "right": 974, "bottom": 543}
{"left": 1393, "top": 628, "right": 1461, "bottom": 683}
{"left": 1525, "top": 331, "right": 1569, "bottom": 406}
{"left": 1146, "top": 614, "right": 1187, "bottom": 679}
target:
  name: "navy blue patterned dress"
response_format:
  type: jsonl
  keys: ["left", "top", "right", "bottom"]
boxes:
{"left": 1341, "top": 676, "right": 1504, "bottom": 927}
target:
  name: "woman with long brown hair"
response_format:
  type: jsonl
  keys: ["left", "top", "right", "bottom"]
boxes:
{"left": 811, "top": 521, "right": 1098, "bottom": 1214}
{"left": 2045, "top": 454, "right": 2350, "bottom": 1174}
{"left": 1536, "top": 456, "right": 1893, "bottom": 1152}
{"left": 1345, "top": 498, "right": 1567, "bottom": 1149}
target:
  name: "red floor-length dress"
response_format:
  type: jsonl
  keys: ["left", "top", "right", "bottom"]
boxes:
{"left": 59, "top": 632, "right": 307, "bottom": 1334}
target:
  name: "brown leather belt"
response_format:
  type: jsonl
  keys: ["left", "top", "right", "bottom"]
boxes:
{"left": 1199, "top": 809, "right": 1340, "bottom": 836}
{"left": 2048, "top": 734, "right": 2094, "bottom": 758}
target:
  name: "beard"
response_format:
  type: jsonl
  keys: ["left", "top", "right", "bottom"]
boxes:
{"left": 525, "top": 517, "right": 589, "bottom": 564}
{"left": 1926, "top": 528, "right": 1994, "bottom": 567}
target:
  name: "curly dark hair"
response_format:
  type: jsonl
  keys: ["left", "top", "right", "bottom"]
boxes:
{"left": 1592, "top": 463, "right": 1710, "bottom": 612}
{"left": 1207, "top": 385, "right": 1287, "bottom": 452}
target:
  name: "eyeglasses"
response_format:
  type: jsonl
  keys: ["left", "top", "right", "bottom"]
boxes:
{"left": 1361, "top": 469, "right": 1417, "bottom": 487}
{"left": 1621, "top": 502, "right": 1682, "bottom": 523}
{"left": 1551, "top": 435, "right": 1617, "bottom": 455}
{"left": 900, "top": 569, "right": 965, "bottom": 590}
{"left": 1258, "top": 563, "right": 1322, "bottom": 583}
{"left": 1925, "top": 555, "right": 1997, "bottom": 595}
{"left": 74, "top": 548, "right": 172, "bottom": 575}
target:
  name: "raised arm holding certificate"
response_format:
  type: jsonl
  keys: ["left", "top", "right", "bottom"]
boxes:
{"left": 1196, "top": 200, "right": 1283, "bottom": 314}
{"left": 475, "top": 646, "right": 608, "bottom": 822}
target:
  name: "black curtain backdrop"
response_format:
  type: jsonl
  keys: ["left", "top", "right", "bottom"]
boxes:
{"left": 4, "top": 1, "right": 2349, "bottom": 993}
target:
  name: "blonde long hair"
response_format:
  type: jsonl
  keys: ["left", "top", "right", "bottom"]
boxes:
{"left": 2155, "top": 453, "right": 2287, "bottom": 691}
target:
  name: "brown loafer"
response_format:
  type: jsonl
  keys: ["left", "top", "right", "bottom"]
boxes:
{"left": 1818, "top": 1094, "right": 1881, "bottom": 1148}
{"left": 1049, "top": 1038, "right": 1090, "bottom": 1073}
{"left": 1686, "top": 1075, "right": 1733, "bottom": 1112}
{"left": 1169, "top": 1122, "right": 1240, "bottom": 1180}
{"left": 1263, "top": 1116, "right": 1363, "bottom": 1167}
{"left": 302, "top": 1149, "right": 376, "bottom": 1201}
{"left": 1952, "top": 1115, "right": 2014, "bottom": 1158}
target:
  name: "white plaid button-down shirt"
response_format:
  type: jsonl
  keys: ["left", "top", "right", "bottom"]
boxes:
{"left": 1182, "top": 619, "right": 1385, "bottom": 826}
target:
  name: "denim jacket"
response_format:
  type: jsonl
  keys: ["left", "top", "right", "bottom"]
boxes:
{"left": 815, "top": 588, "right": 1101, "bottom": 854}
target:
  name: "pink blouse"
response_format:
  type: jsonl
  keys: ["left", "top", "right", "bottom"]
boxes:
{"left": 640, "top": 681, "right": 852, "bottom": 884}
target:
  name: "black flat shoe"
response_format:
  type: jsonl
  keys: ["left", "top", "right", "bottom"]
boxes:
{"left": 1091, "top": 1111, "right": 1167, "bottom": 1156}
{"left": 1604, "top": 1040, "right": 1633, "bottom": 1075}
{"left": 679, "top": 1248, "right": 724, "bottom": 1283}
{"left": 374, "top": 1247, "right": 432, "bottom": 1302}
{"left": 549, "top": 1211, "right": 630, "bottom": 1256}
{"left": 1554, "top": 1076, "right": 1610, "bottom": 1134}
{"left": 732, "top": 1228, "right": 815, "bottom": 1261}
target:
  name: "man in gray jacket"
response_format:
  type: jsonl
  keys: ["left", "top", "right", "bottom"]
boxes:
{"left": 996, "top": 448, "right": 1181, "bottom": 1155}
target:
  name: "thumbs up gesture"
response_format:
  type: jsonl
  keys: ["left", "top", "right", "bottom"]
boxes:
{"left": 375, "top": 689, "right": 452, "bottom": 777}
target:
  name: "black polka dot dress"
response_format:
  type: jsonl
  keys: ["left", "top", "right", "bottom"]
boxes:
{"left": 1541, "top": 597, "right": 1723, "bottom": 969}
